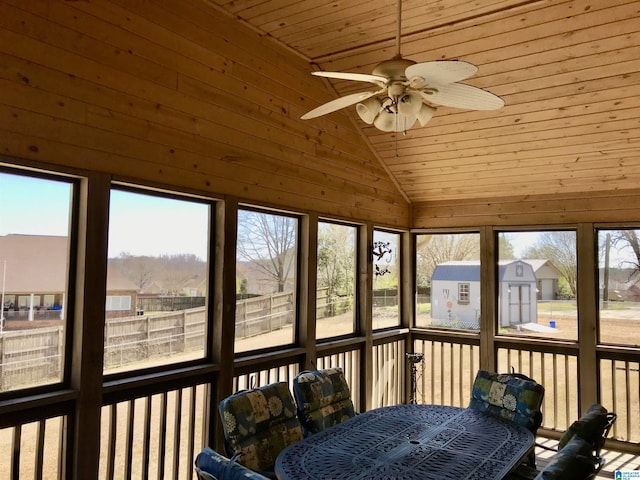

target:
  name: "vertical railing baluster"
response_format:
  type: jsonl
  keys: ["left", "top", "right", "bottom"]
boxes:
{"left": 35, "top": 419, "right": 45, "bottom": 480}
{"left": 187, "top": 386, "right": 197, "bottom": 479}
{"left": 107, "top": 404, "right": 117, "bottom": 480}
{"left": 540, "top": 353, "right": 546, "bottom": 426}
{"left": 172, "top": 389, "right": 183, "bottom": 480}
{"left": 11, "top": 425, "right": 21, "bottom": 480}
{"left": 610, "top": 360, "right": 618, "bottom": 439}
{"left": 430, "top": 341, "right": 435, "bottom": 404}
{"left": 439, "top": 342, "right": 444, "bottom": 405}
{"left": 552, "top": 354, "right": 558, "bottom": 429}
{"left": 142, "top": 395, "right": 152, "bottom": 480}
{"left": 458, "top": 344, "right": 463, "bottom": 407}
{"left": 157, "top": 393, "right": 167, "bottom": 480}
{"left": 125, "top": 400, "right": 135, "bottom": 480}
{"left": 625, "top": 361, "right": 631, "bottom": 441}
{"left": 449, "top": 343, "right": 454, "bottom": 405}
{"left": 564, "top": 355, "right": 570, "bottom": 430}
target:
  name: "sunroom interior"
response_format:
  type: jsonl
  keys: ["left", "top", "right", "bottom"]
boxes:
{"left": 0, "top": 1, "right": 639, "bottom": 479}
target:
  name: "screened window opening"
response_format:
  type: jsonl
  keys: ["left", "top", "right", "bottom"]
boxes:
{"left": 316, "top": 221, "right": 356, "bottom": 340}
{"left": 105, "top": 189, "right": 211, "bottom": 373}
{"left": 373, "top": 230, "right": 400, "bottom": 330}
{"left": 598, "top": 229, "right": 640, "bottom": 347}
{"left": 0, "top": 170, "right": 74, "bottom": 392}
{"left": 415, "top": 232, "right": 480, "bottom": 330}
{"left": 497, "top": 231, "right": 577, "bottom": 340}
{"left": 235, "top": 208, "right": 298, "bottom": 353}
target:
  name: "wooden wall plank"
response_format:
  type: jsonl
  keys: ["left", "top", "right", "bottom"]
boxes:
{"left": 412, "top": 189, "right": 640, "bottom": 228}
{"left": 0, "top": 0, "right": 409, "bottom": 226}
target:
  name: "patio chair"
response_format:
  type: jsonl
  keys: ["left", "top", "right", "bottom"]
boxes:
{"left": 505, "top": 435, "right": 600, "bottom": 480}
{"left": 468, "top": 370, "right": 545, "bottom": 466}
{"left": 468, "top": 370, "right": 545, "bottom": 433}
{"left": 195, "top": 447, "right": 269, "bottom": 480}
{"left": 536, "top": 403, "right": 616, "bottom": 475}
{"left": 218, "top": 382, "right": 303, "bottom": 478}
{"left": 292, "top": 367, "right": 356, "bottom": 436}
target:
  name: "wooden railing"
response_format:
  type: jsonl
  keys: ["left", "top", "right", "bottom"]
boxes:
{"left": 497, "top": 345, "right": 579, "bottom": 432}
{"left": 413, "top": 334, "right": 480, "bottom": 407}
{"left": 2, "top": 331, "right": 639, "bottom": 479}
{"left": 599, "top": 353, "right": 640, "bottom": 444}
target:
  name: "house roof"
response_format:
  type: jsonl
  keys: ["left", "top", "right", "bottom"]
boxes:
{"left": 432, "top": 259, "right": 554, "bottom": 282}
{"left": 0, "top": 234, "right": 137, "bottom": 294}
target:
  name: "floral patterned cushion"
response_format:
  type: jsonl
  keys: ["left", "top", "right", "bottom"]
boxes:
{"left": 218, "top": 382, "right": 303, "bottom": 474}
{"left": 534, "top": 436, "right": 595, "bottom": 480}
{"left": 293, "top": 368, "right": 356, "bottom": 436}
{"left": 195, "top": 448, "right": 270, "bottom": 480}
{"left": 468, "top": 370, "right": 545, "bottom": 432}
{"left": 557, "top": 403, "right": 609, "bottom": 451}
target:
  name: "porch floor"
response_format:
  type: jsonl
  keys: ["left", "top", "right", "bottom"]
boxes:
{"left": 534, "top": 438, "right": 640, "bottom": 478}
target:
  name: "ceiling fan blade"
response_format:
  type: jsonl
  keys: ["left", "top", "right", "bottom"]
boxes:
{"left": 301, "top": 91, "right": 382, "bottom": 120}
{"left": 312, "top": 71, "right": 387, "bottom": 86}
{"left": 421, "top": 83, "right": 504, "bottom": 110}
{"left": 406, "top": 61, "right": 478, "bottom": 87}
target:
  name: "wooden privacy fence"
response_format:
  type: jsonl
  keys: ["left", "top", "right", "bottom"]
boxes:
{"left": 0, "top": 293, "right": 295, "bottom": 390}
{"left": 235, "top": 292, "right": 294, "bottom": 338}
{"left": 0, "top": 326, "right": 63, "bottom": 391}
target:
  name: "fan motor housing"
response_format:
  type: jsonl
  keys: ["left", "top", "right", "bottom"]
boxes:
{"left": 372, "top": 58, "right": 416, "bottom": 81}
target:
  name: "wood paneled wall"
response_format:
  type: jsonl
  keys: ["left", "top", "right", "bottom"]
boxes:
{"left": 412, "top": 188, "right": 640, "bottom": 228}
{"left": 0, "top": 0, "right": 409, "bottom": 227}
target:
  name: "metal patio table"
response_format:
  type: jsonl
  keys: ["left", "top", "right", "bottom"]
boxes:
{"left": 275, "top": 404, "right": 534, "bottom": 480}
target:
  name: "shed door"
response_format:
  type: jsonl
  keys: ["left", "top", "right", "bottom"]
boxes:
{"left": 508, "top": 284, "right": 531, "bottom": 325}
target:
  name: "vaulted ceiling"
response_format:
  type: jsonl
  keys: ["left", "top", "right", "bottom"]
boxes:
{"left": 210, "top": 0, "right": 640, "bottom": 205}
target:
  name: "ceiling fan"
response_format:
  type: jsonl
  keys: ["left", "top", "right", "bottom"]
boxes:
{"left": 301, "top": 0, "right": 504, "bottom": 133}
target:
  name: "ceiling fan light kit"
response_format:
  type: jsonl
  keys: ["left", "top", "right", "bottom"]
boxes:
{"left": 301, "top": 0, "right": 504, "bottom": 133}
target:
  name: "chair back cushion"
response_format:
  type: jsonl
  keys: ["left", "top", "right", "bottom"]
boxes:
{"left": 195, "top": 447, "right": 270, "bottom": 480}
{"left": 293, "top": 368, "right": 356, "bottom": 435}
{"left": 535, "top": 436, "right": 596, "bottom": 480}
{"left": 468, "top": 370, "right": 545, "bottom": 432}
{"left": 218, "top": 382, "right": 303, "bottom": 473}
{"left": 557, "top": 403, "right": 610, "bottom": 452}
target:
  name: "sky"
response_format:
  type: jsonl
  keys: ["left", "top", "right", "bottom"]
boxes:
{"left": 1, "top": 172, "right": 636, "bottom": 265}
{"left": 0, "top": 173, "right": 210, "bottom": 260}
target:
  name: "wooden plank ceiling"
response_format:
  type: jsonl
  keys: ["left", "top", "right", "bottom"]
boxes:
{"left": 209, "top": 0, "right": 640, "bottom": 204}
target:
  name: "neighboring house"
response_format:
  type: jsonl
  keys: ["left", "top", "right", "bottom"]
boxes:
{"left": 180, "top": 273, "right": 207, "bottom": 297}
{"left": 0, "top": 234, "right": 138, "bottom": 321}
{"left": 523, "top": 259, "right": 563, "bottom": 300}
{"left": 0, "top": 234, "right": 68, "bottom": 321}
{"left": 431, "top": 260, "right": 542, "bottom": 328}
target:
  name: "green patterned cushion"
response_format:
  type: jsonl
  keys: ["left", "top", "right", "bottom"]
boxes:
{"left": 558, "top": 403, "right": 608, "bottom": 451}
{"left": 469, "top": 370, "right": 545, "bottom": 432}
{"left": 535, "top": 436, "right": 595, "bottom": 480}
{"left": 293, "top": 368, "right": 356, "bottom": 436}
{"left": 218, "top": 382, "right": 303, "bottom": 474}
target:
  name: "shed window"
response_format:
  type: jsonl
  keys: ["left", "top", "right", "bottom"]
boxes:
{"left": 458, "top": 283, "right": 470, "bottom": 304}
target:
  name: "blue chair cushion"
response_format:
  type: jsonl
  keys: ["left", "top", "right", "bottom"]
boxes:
{"left": 468, "top": 370, "right": 544, "bottom": 432}
{"left": 218, "top": 382, "right": 303, "bottom": 474}
{"left": 557, "top": 403, "right": 609, "bottom": 451}
{"left": 293, "top": 368, "right": 356, "bottom": 436}
{"left": 195, "top": 447, "right": 270, "bottom": 480}
{"left": 534, "top": 436, "right": 595, "bottom": 480}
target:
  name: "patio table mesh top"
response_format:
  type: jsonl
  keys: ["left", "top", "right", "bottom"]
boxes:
{"left": 275, "top": 404, "right": 534, "bottom": 480}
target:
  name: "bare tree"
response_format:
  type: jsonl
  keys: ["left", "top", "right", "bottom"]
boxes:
{"left": 237, "top": 210, "right": 297, "bottom": 293}
{"left": 416, "top": 233, "right": 480, "bottom": 286}
{"left": 111, "top": 253, "right": 155, "bottom": 290}
{"left": 609, "top": 229, "right": 640, "bottom": 282}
